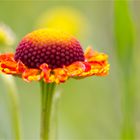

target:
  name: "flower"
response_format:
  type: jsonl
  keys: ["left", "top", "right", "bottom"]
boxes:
{"left": 36, "top": 7, "right": 89, "bottom": 38}
{"left": 0, "top": 23, "right": 16, "bottom": 47}
{"left": 0, "top": 28, "right": 109, "bottom": 84}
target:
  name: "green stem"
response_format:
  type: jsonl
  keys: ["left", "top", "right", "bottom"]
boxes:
{"left": 51, "top": 91, "right": 61, "bottom": 139}
{"left": 121, "top": 75, "right": 135, "bottom": 139}
{"left": 1, "top": 74, "right": 21, "bottom": 140}
{"left": 40, "top": 81, "right": 56, "bottom": 140}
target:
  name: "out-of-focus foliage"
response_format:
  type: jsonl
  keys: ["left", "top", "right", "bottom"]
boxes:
{"left": 0, "top": 23, "right": 16, "bottom": 49}
{"left": 114, "top": 0, "right": 136, "bottom": 139}
{"left": 114, "top": 0, "right": 135, "bottom": 69}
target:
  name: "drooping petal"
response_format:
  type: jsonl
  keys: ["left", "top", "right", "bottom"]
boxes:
{"left": 0, "top": 53, "right": 26, "bottom": 74}
{"left": 81, "top": 47, "right": 109, "bottom": 77}
{"left": 0, "top": 53, "right": 14, "bottom": 61}
{"left": 85, "top": 47, "right": 108, "bottom": 63}
{"left": 66, "top": 61, "right": 86, "bottom": 77}
{"left": 40, "top": 64, "right": 51, "bottom": 83}
{"left": 80, "top": 61, "right": 109, "bottom": 77}
{"left": 22, "top": 68, "right": 42, "bottom": 82}
{"left": 84, "top": 47, "right": 95, "bottom": 60}
{"left": 0, "top": 61, "right": 17, "bottom": 74}
{"left": 53, "top": 68, "right": 68, "bottom": 84}
{"left": 0, "top": 53, "right": 19, "bottom": 74}
{"left": 16, "top": 61, "right": 26, "bottom": 73}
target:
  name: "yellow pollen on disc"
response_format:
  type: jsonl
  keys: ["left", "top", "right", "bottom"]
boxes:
{"left": 24, "top": 28, "right": 75, "bottom": 47}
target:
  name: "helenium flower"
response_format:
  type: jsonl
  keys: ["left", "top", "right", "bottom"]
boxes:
{"left": 0, "top": 28, "right": 109, "bottom": 140}
{"left": 0, "top": 28, "right": 109, "bottom": 83}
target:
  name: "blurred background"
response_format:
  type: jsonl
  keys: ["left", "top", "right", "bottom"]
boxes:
{"left": 0, "top": 0, "right": 140, "bottom": 139}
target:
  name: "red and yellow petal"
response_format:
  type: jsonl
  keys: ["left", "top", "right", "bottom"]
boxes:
{"left": 64, "top": 47, "right": 109, "bottom": 78}
{"left": 40, "top": 64, "right": 68, "bottom": 83}
{"left": 85, "top": 47, "right": 108, "bottom": 63}
{"left": 66, "top": 61, "right": 87, "bottom": 77}
{"left": 0, "top": 53, "right": 26, "bottom": 74}
{"left": 53, "top": 68, "right": 68, "bottom": 83}
{"left": 79, "top": 61, "right": 109, "bottom": 77}
{"left": 16, "top": 61, "right": 26, "bottom": 73}
{"left": 22, "top": 68, "right": 42, "bottom": 82}
{"left": 81, "top": 47, "right": 109, "bottom": 77}
{"left": 40, "top": 64, "right": 51, "bottom": 83}
{"left": 0, "top": 53, "right": 19, "bottom": 74}
{"left": 0, "top": 53, "right": 14, "bottom": 61}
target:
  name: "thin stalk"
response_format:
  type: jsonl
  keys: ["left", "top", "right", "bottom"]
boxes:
{"left": 1, "top": 74, "right": 21, "bottom": 140}
{"left": 51, "top": 91, "right": 61, "bottom": 139}
{"left": 121, "top": 74, "right": 135, "bottom": 139}
{"left": 40, "top": 81, "right": 56, "bottom": 140}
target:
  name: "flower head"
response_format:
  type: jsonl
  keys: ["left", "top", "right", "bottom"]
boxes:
{"left": 0, "top": 28, "right": 109, "bottom": 83}
{"left": 36, "top": 7, "right": 89, "bottom": 38}
{"left": 0, "top": 23, "right": 16, "bottom": 47}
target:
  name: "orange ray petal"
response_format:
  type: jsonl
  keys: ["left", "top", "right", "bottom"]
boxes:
{"left": 0, "top": 53, "right": 26, "bottom": 75}
{"left": 0, "top": 61, "right": 17, "bottom": 74}
{"left": 0, "top": 54, "right": 18, "bottom": 74}
{"left": 82, "top": 47, "right": 109, "bottom": 77}
{"left": 16, "top": 61, "right": 27, "bottom": 73}
{"left": 53, "top": 68, "right": 68, "bottom": 84}
{"left": 84, "top": 47, "right": 108, "bottom": 63}
{"left": 40, "top": 64, "right": 51, "bottom": 83}
{"left": 66, "top": 61, "right": 86, "bottom": 77}
{"left": 78, "top": 61, "right": 109, "bottom": 77}
{"left": 0, "top": 53, "right": 14, "bottom": 61}
{"left": 22, "top": 68, "right": 42, "bottom": 82}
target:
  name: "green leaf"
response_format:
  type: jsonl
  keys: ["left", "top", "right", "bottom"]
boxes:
{"left": 114, "top": 0, "right": 135, "bottom": 68}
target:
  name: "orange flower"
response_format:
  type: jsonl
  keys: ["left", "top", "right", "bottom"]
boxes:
{"left": 0, "top": 28, "right": 109, "bottom": 84}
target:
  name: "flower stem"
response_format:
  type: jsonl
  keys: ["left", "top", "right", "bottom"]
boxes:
{"left": 40, "top": 81, "right": 56, "bottom": 140}
{"left": 121, "top": 75, "right": 135, "bottom": 139}
{"left": 1, "top": 74, "right": 21, "bottom": 140}
{"left": 51, "top": 90, "right": 61, "bottom": 139}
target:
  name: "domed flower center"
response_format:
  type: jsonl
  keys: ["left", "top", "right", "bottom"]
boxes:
{"left": 14, "top": 29, "right": 84, "bottom": 69}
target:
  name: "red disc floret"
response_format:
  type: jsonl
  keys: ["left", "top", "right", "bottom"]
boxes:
{"left": 14, "top": 29, "right": 84, "bottom": 69}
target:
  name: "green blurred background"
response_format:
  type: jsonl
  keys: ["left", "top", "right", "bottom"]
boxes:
{"left": 0, "top": 0, "right": 140, "bottom": 139}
